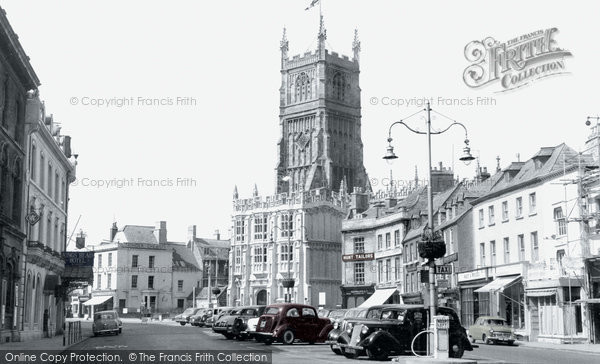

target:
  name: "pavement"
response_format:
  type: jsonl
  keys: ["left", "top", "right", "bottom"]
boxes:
{"left": 0, "top": 319, "right": 92, "bottom": 351}
{"left": 516, "top": 340, "right": 600, "bottom": 354}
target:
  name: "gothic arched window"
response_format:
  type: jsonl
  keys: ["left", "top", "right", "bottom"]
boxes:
{"left": 295, "top": 73, "right": 311, "bottom": 102}
{"left": 332, "top": 72, "right": 346, "bottom": 101}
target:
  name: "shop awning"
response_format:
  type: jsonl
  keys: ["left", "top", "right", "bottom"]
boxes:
{"left": 83, "top": 295, "right": 113, "bottom": 306}
{"left": 475, "top": 276, "right": 521, "bottom": 293}
{"left": 359, "top": 288, "right": 396, "bottom": 308}
{"left": 526, "top": 288, "right": 557, "bottom": 297}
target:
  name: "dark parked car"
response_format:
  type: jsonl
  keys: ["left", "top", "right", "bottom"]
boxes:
{"left": 326, "top": 307, "right": 370, "bottom": 355}
{"left": 173, "top": 307, "right": 203, "bottom": 326}
{"left": 230, "top": 306, "right": 266, "bottom": 340}
{"left": 254, "top": 303, "right": 334, "bottom": 345}
{"left": 212, "top": 308, "right": 243, "bottom": 338}
{"left": 336, "top": 304, "right": 473, "bottom": 360}
{"left": 93, "top": 310, "right": 122, "bottom": 336}
{"left": 190, "top": 309, "right": 212, "bottom": 327}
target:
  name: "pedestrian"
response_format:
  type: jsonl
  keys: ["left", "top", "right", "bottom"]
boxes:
{"left": 43, "top": 309, "right": 49, "bottom": 337}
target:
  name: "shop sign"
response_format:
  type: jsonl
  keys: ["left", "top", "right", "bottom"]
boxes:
{"left": 458, "top": 268, "right": 487, "bottom": 282}
{"left": 342, "top": 252, "right": 374, "bottom": 262}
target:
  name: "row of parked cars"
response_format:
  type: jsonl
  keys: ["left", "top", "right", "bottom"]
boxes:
{"left": 202, "top": 303, "right": 477, "bottom": 360}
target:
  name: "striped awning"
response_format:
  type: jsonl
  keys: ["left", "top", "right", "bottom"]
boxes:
{"left": 83, "top": 295, "right": 112, "bottom": 306}
{"left": 526, "top": 288, "right": 557, "bottom": 297}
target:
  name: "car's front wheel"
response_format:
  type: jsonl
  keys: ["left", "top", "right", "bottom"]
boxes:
{"left": 482, "top": 334, "right": 492, "bottom": 345}
{"left": 330, "top": 345, "right": 342, "bottom": 355}
{"left": 282, "top": 329, "right": 295, "bottom": 345}
{"left": 366, "top": 345, "right": 389, "bottom": 361}
{"left": 449, "top": 343, "right": 464, "bottom": 358}
{"left": 180, "top": 322, "right": 186, "bottom": 326}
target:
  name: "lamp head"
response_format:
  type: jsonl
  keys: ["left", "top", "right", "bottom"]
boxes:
{"left": 383, "top": 144, "right": 398, "bottom": 164}
{"left": 459, "top": 145, "right": 476, "bottom": 165}
{"left": 586, "top": 118, "right": 592, "bottom": 126}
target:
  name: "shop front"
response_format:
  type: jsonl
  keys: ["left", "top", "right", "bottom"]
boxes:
{"left": 457, "top": 267, "right": 490, "bottom": 327}
{"left": 341, "top": 284, "right": 375, "bottom": 308}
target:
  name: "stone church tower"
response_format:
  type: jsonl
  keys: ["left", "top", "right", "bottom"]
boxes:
{"left": 275, "top": 17, "right": 367, "bottom": 194}
{"left": 228, "top": 19, "right": 368, "bottom": 309}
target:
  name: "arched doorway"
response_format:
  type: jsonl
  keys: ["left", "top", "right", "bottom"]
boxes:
{"left": 256, "top": 290, "right": 267, "bottom": 305}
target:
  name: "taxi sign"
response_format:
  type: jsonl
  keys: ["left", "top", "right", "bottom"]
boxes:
{"left": 435, "top": 264, "right": 452, "bottom": 275}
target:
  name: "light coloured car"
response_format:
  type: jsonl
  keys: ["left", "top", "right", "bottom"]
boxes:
{"left": 173, "top": 307, "right": 203, "bottom": 326}
{"left": 468, "top": 316, "right": 515, "bottom": 345}
{"left": 93, "top": 310, "right": 122, "bottom": 336}
{"left": 246, "top": 317, "right": 260, "bottom": 338}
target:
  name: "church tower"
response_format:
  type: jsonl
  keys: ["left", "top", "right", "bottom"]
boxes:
{"left": 275, "top": 18, "right": 367, "bottom": 194}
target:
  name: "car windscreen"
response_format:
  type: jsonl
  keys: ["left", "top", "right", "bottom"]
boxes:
{"left": 264, "top": 307, "right": 280, "bottom": 315}
{"left": 356, "top": 309, "right": 367, "bottom": 318}
{"left": 381, "top": 309, "right": 406, "bottom": 320}
{"left": 366, "top": 308, "right": 382, "bottom": 319}
{"left": 182, "top": 308, "right": 195, "bottom": 315}
{"left": 241, "top": 308, "right": 258, "bottom": 316}
{"left": 329, "top": 310, "right": 346, "bottom": 319}
{"left": 487, "top": 319, "right": 507, "bottom": 326}
{"left": 95, "top": 313, "right": 115, "bottom": 320}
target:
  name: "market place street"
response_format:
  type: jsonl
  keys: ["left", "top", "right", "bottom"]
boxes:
{"left": 62, "top": 320, "right": 600, "bottom": 364}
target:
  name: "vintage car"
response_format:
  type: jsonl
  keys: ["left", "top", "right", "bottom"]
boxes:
{"left": 93, "top": 310, "right": 122, "bottom": 336}
{"left": 336, "top": 305, "right": 473, "bottom": 360}
{"left": 468, "top": 316, "right": 515, "bottom": 345}
{"left": 326, "top": 307, "right": 369, "bottom": 355}
{"left": 212, "top": 308, "right": 243, "bottom": 338}
{"left": 254, "top": 303, "right": 334, "bottom": 345}
{"left": 190, "top": 309, "right": 211, "bottom": 327}
{"left": 173, "top": 307, "right": 203, "bottom": 326}
{"left": 326, "top": 309, "right": 347, "bottom": 324}
{"left": 230, "top": 306, "right": 266, "bottom": 340}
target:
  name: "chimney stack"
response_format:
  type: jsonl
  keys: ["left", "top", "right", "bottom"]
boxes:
{"left": 188, "top": 225, "right": 197, "bottom": 242}
{"left": 350, "top": 187, "right": 369, "bottom": 215}
{"left": 154, "top": 221, "right": 167, "bottom": 244}
{"left": 214, "top": 229, "right": 221, "bottom": 240}
{"left": 110, "top": 222, "right": 118, "bottom": 242}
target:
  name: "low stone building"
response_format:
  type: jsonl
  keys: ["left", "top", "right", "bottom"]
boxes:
{"left": 88, "top": 221, "right": 201, "bottom": 317}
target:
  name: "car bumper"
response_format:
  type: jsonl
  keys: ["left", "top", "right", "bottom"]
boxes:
{"left": 94, "top": 328, "right": 118, "bottom": 334}
{"left": 253, "top": 332, "right": 275, "bottom": 338}
{"left": 212, "top": 326, "right": 233, "bottom": 334}
{"left": 489, "top": 335, "right": 514, "bottom": 342}
{"left": 338, "top": 343, "right": 364, "bottom": 351}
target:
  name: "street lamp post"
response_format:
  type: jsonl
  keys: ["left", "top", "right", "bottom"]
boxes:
{"left": 270, "top": 215, "right": 295, "bottom": 303}
{"left": 383, "top": 101, "right": 475, "bottom": 354}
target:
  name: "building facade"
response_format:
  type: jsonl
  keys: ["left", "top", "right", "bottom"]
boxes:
{"left": 187, "top": 226, "right": 230, "bottom": 307}
{"left": 227, "top": 20, "right": 368, "bottom": 309}
{"left": 20, "top": 93, "right": 76, "bottom": 341}
{"left": 88, "top": 222, "right": 201, "bottom": 317}
{"left": 0, "top": 7, "right": 41, "bottom": 343}
{"left": 465, "top": 145, "right": 591, "bottom": 343}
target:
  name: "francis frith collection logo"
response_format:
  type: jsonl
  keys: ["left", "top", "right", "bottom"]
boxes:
{"left": 463, "top": 28, "right": 572, "bottom": 92}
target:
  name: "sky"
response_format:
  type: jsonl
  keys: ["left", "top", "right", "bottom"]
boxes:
{"left": 2, "top": 0, "right": 599, "bottom": 246}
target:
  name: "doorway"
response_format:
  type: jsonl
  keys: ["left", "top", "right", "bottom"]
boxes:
{"left": 256, "top": 290, "right": 267, "bottom": 305}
